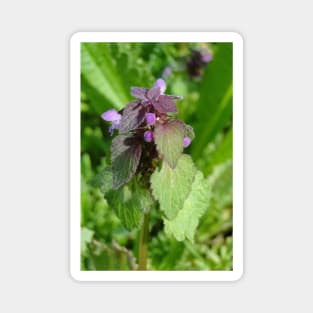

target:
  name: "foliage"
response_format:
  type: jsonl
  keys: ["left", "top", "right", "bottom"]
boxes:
{"left": 80, "top": 42, "right": 233, "bottom": 270}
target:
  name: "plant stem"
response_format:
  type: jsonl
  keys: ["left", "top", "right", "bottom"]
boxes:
{"left": 138, "top": 210, "right": 150, "bottom": 270}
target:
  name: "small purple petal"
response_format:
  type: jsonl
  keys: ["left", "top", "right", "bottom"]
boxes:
{"left": 145, "top": 113, "right": 156, "bottom": 125}
{"left": 101, "top": 109, "right": 121, "bottom": 122}
{"left": 201, "top": 52, "right": 212, "bottom": 63}
{"left": 154, "top": 79, "right": 166, "bottom": 94}
{"left": 108, "top": 125, "right": 114, "bottom": 136}
{"left": 162, "top": 66, "right": 172, "bottom": 79}
{"left": 144, "top": 130, "right": 154, "bottom": 142}
{"left": 112, "top": 119, "right": 120, "bottom": 128}
{"left": 183, "top": 137, "right": 191, "bottom": 148}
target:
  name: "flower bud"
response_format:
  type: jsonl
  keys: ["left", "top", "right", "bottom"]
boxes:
{"left": 183, "top": 137, "right": 191, "bottom": 148}
{"left": 144, "top": 130, "right": 154, "bottom": 142}
{"left": 145, "top": 113, "right": 156, "bottom": 125}
{"left": 154, "top": 79, "right": 166, "bottom": 94}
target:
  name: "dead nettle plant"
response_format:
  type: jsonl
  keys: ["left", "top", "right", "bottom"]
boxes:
{"left": 94, "top": 78, "right": 211, "bottom": 270}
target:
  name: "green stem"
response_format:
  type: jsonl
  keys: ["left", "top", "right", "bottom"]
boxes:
{"left": 138, "top": 211, "right": 150, "bottom": 270}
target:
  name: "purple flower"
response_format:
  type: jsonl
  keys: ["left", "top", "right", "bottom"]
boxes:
{"left": 144, "top": 130, "right": 154, "bottom": 142}
{"left": 183, "top": 137, "right": 191, "bottom": 148}
{"left": 145, "top": 113, "right": 156, "bottom": 125}
{"left": 162, "top": 66, "right": 172, "bottom": 79}
{"left": 201, "top": 52, "right": 212, "bottom": 63}
{"left": 154, "top": 79, "right": 166, "bottom": 94}
{"left": 101, "top": 109, "right": 122, "bottom": 135}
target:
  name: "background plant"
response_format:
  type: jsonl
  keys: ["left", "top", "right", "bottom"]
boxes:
{"left": 81, "top": 42, "right": 233, "bottom": 270}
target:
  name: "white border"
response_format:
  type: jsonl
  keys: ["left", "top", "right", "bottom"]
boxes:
{"left": 70, "top": 32, "right": 243, "bottom": 281}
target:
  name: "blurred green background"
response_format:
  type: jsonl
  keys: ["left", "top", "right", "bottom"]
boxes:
{"left": 81, "top": 42, "right": 233, "bottom": 270}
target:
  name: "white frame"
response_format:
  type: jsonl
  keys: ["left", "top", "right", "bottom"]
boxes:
{"left": 70, "top": 32, "right": 243, "bottom": 281}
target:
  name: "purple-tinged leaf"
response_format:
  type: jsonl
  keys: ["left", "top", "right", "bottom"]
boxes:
{"left": 119, "top": 101, "right": 146, "bottom": 133}
{"left": 147, "top": 86, "right": 161, "bottom": 100}
{"left": 131, "top": 87, "right": 148, "bottom": 100}
{"left": 153, "top": 95, "right": 178, "bottom": 113}
{"left": 154, "top": 120, "right": 185, "bottom": 168}
{"left": 111, "top": 135, "right": 142, "bottom": 189}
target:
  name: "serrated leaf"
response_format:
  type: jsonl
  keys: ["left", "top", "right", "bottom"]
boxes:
{"left": 150, "top": 154, "right": 197, "bottom": 220}
{"left": 119, "top": 101, "right": 146, "bottom": 133}
{"left": 106, "top": 178, "right": 153, "bottom": 230}
{"left": 90, "top": 166, "right": 113, "bottom": 194}
{"left": 111, "top": 135, "right": 142, "bottom": 189}
{"left": 91, "top": 167, "right": 152, "bottom": 230}
{"left": 164, "top": 171, "right": 211, "bottom": 241}
{"left": 131, "top": 87, "right": 148, "bottom": 100}
{"left": 154, "top": 120, "right": 185, "bottom": 168}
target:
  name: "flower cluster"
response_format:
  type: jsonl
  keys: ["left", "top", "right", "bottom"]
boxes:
{"left": 187, "top": 48, "right": 213, "bottom": 78}
{"left": 101, "top": 79, "right": 195, "bottom": 189}
{"left": 101, "top": 79, "right": 192, "bottom": 147}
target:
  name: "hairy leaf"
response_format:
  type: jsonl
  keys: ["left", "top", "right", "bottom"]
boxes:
{"left": 147, "top": 87, "right": 161, "bottom": 100}
{"left": 107, "top": 178, "right": 153, "bottom": 230}
{"left": 150, "top": 154, "right": 197, "bottom": 220}
{"left": 90, "top": 166, "right": 113, "bottom": 194}
{"left": 119, "top": 101, "right": 146, "bottom": 133}
{"left": 111, "top": 135, "right": 142, "bottom": 189}
{"left": 93, "top": 167, "right": 153, "bottom": 230}
{"left": 154, "top": 120, "right": 185, "bottom": 168}
{"left": 153, "top": 95, "right": 178, "bottom": 113}
{"left": 164, "top": 171, "right": 211, "bottom": 241}
{"left": 131, "top": 87, "right": 148, "bottom": 100}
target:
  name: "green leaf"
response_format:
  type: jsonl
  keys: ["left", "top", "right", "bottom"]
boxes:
{"left": 106, "top": 178, "right": 153, "bottom": 230}
{"left": 119, "top": 101, "right": 146, "bottom": 133}
{"left": 192, "top": 43, "right": 233, "bottom": 159}
{"left": 184, "top": 124, "right": 195, "bottom": 140}
{"left": 90, "top": 166, "right": 113, "bottom": 194}
{"left": 111, "top": 135, "right": 142, "bottom": 190}
{"left": 208, "top": 160, "right": 232, "bottom": 210}
{"left": 154, "top": 120, "right": 185, "bottom": 168}
{"left": 164, "top": 171, "right": 211, "bottom": 241}
{"left": 81, "top": 227, "right": 94, "bottom": 255}
{"left": 206, "top": 128, "right": 232, "bottom": 175}
{"left": 93, "top": 165, "right": 153, "bottom": 230}
{"left": 150, "top": 154, "right": 197, "bottom": 220}
{"left": 81, "top": 43, "right": 130, "bottom": 113}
